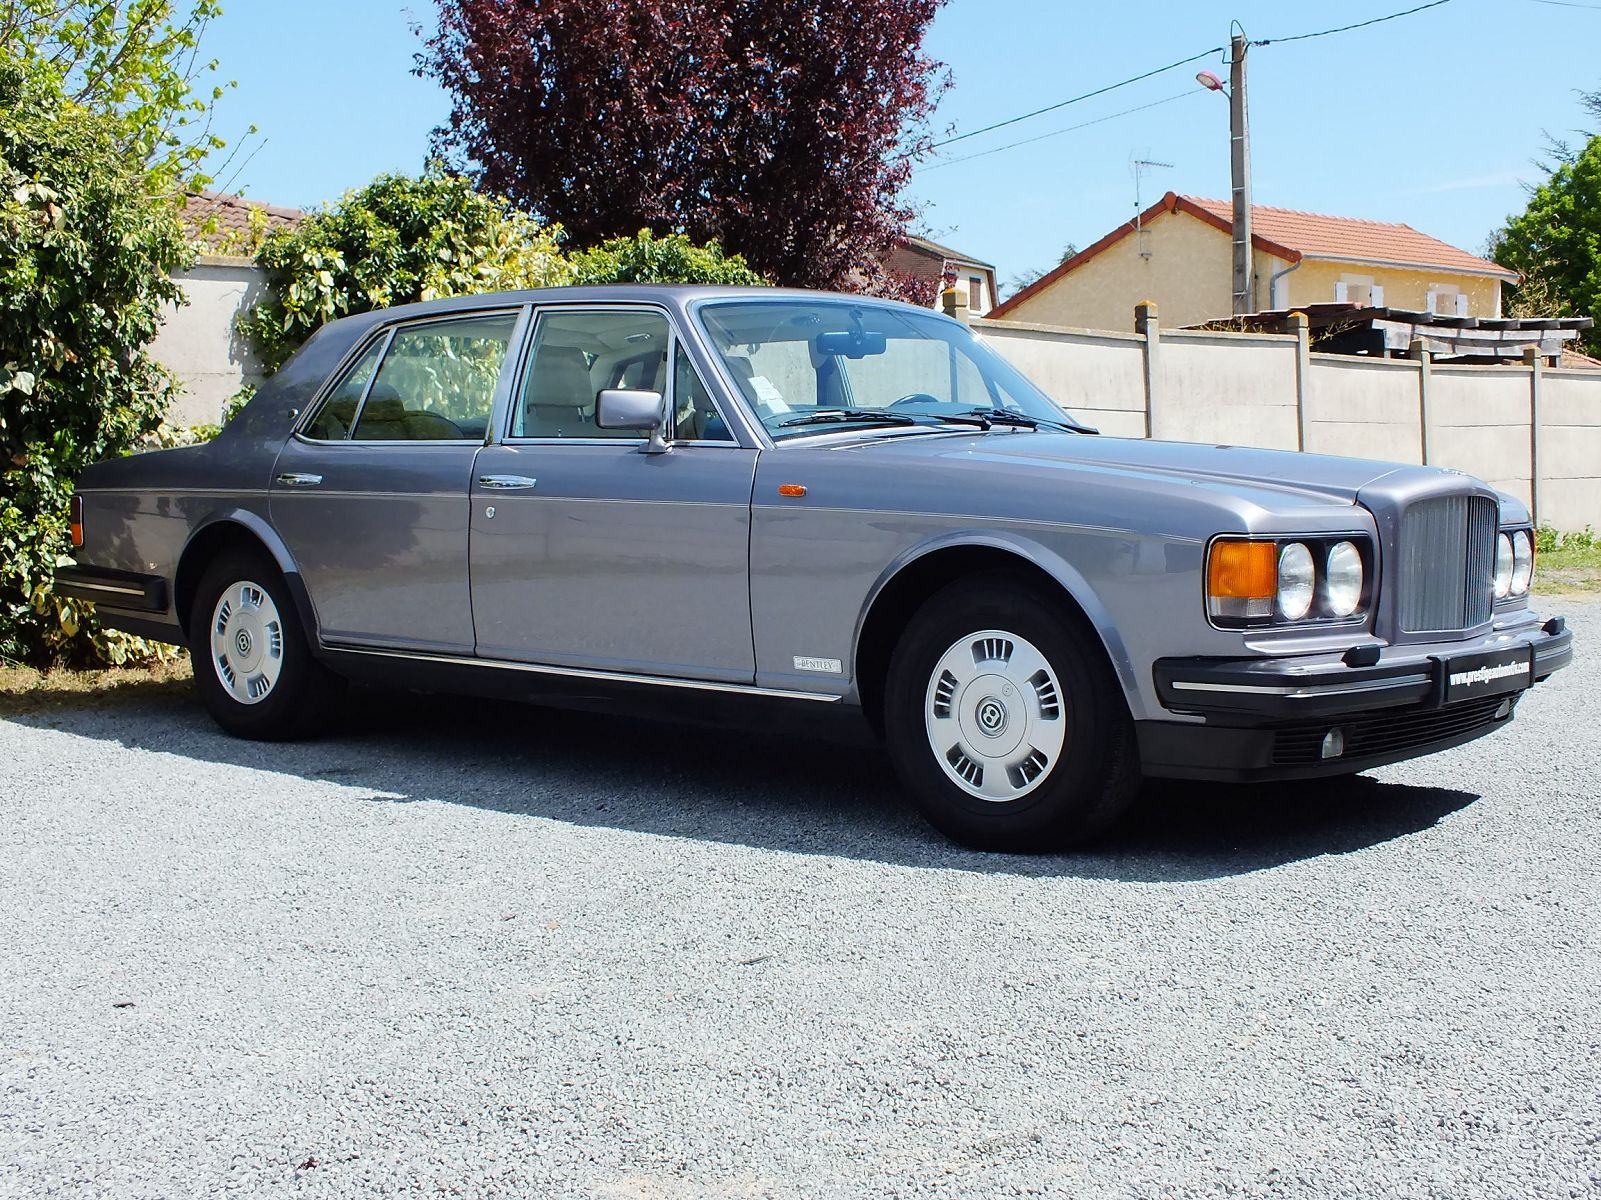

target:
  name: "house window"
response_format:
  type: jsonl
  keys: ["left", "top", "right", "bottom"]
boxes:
{"left": 1334, "top": 275, "right": 1377, "bottom": 307}
{"left": 968, "top": 277, "right": 983, "bottom": 313}
{"left": 1428, "top": 285, "right": 1467, "bottom": 316}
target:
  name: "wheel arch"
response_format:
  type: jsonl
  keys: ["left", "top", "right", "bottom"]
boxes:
{"left": 852, "top": 534, "right": 1138, "bottom": 737}
{"left": 174, "top": 510, "right": 319, "bottom": 643}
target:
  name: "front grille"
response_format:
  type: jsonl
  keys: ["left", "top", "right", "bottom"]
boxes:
{"left": 1397, "top": 494, "right": 1497, "bottom": 633}
{"left": 1271, "top": 694, "right": 1514, "bottom": 766}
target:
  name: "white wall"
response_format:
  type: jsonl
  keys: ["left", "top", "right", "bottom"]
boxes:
{"left": 149, "top": 256, "right": 271, "bottom": 428}
{"left": 974, "top": 314, "right": 1601, "bottom": 532}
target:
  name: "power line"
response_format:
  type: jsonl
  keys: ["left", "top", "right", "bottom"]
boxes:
{"left": 928, "top": 46, "right": 1222, "bottom": 150}
{"left": 1251, "top": 0, "right": 1453, "bottom": 45}
{"left": 916, "top": 1, "right": 1453, "bottom": 166}
{"left": 1527, "top": 0, "right": 1601, "bottom": 9}
{"left": 917, "top": 91, "right": 1203, "bottom": 173}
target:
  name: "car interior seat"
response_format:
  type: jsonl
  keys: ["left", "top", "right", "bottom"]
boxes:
{"left": 521, "top": 345, "right": 598, "bottom": 438}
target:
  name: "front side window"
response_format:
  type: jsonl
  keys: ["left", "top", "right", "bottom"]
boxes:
{"left": 351, "top": 313, "right": 517, "bottom": 442}
{"left": 696, "top": 299, "right": 1084, "bottom": 441}
{"left": 514, "top": 309, "right": 670, "bottom": 439}
{"left": 673, "top": 344, "right": 735, "bottom": 442}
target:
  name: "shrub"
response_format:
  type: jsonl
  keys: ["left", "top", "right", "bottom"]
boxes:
{"left": 0, "top": 57, "right": 191, "bottom": 666}
{"left": 568, "top": 229, "right": 767, "bottom": 287}
{"left": 238, "top": 170, "right": 573, "bottom": 371}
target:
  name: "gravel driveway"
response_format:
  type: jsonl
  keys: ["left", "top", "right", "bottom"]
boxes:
{"left": 3, "top": 601, "right": 1598, "bottom": 1199}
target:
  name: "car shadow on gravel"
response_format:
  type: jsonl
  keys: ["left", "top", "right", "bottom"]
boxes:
{"left": 7, "top": 684, "right": 1482, "bottom": 883}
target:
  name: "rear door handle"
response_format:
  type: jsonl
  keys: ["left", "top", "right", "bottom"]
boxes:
{"left": 275, "top": 472, "right": 323, "bottom": 487}
{"left": 478, "top": 475, "right": 538, "bottom": 490}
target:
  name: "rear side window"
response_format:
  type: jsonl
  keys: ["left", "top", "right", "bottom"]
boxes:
{"left": 303, "top": 338, "right": 383, "bottom": 440}
{"left": 353, "top": 314, "right": 518, "bottom": 441}
{"left": 302, "top": 312, "right": 518, "bottom": 442}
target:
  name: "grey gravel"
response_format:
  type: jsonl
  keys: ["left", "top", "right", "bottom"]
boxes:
{"left": 3, "top": 602, "right": 1599, "bottom": 1199}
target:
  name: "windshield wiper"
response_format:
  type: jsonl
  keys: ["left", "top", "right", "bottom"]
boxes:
{"left": 957, "top": 407, "right": 1088, "bottom": 434}
{"left": 778, "top": 409, "right": 919, "bottom": 429}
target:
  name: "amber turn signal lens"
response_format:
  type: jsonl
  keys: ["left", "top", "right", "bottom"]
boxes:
{"left": 69, "top": 494, "right": 83, "bottom": 548}
{"left": 777, "top": 483, "right": 807, "bottom": 497}
{"left": 1208, "top": 539, "right": 1276, "bottom": 599}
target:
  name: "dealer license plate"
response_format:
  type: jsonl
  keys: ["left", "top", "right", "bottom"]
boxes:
{"left": 1443, "top": 646, "right": 1532, "bottom": 704}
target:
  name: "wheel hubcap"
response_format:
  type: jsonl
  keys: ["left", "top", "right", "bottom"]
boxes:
{"left": 924, "top": 629, "right": 1066, "bottom": 802}
{"left": 209, "top": 580, "right": 284, "bottom": 705}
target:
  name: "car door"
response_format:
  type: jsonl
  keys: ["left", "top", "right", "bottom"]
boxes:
{"left": 270, "top": 308, "right": 525, "bottom": 652}
{"left": 468, "top": 305, "right": 758, "bottom": 682}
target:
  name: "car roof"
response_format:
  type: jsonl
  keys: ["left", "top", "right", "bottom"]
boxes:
{"left": 319, "top": 284, "right": 934, "bottom": 334}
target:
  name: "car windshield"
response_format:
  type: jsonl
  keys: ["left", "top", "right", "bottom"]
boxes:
{"left": 695, "top": 299, "right": 1088, "bottom": 441}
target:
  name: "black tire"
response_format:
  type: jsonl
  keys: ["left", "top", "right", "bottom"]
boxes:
{"left": 188, "top": 548, "right": 343, "bottom": 740}
{"left": 883, "top": 574, "right": 1139, "bottom": 852}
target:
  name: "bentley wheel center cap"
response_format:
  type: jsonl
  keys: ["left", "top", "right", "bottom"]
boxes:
{"left": 976, "top": 696, "right": 1008, "bottom": 735}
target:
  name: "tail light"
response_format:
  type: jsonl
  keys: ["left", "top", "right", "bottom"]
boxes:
{"left": 69, "top": 494, "right": 83, "bottom": 548}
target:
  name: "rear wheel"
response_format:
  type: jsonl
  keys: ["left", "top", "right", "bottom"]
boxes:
{"left": 188, "top": 549, "right": 343, "bottom": 740}
{"left": 883, "top": 575, "right": 1139, "bottom": 851}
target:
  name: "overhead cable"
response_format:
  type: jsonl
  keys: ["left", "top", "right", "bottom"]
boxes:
{"left": 929, "top": 47, "right": 1223, "bottom": 150}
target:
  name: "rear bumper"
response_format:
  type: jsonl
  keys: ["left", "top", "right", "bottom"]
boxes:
{"left": 53, "top": 564, "right": 167, "bottom": 612}
{"left": 53, "top": 563, "right": 184, "bottom": 645}
{"left": 1139, "top": 615, "right": 1571, "bottom": 782}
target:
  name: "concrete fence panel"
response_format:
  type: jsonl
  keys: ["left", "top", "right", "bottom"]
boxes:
{"left": 1303, "top": 356, "right": 1423, "bottom": 463}
{"left": 1156, "top": 330, "right": 1299, "bottom": 449}
{"left": 976, "top": 320, "right": 1148, "bottom": 438}
{"left": 1541, "top": 370, "right": 1601, "bottom": 531}
{"left": 1429, "top": 365, "right": 1535, "bottom": 504}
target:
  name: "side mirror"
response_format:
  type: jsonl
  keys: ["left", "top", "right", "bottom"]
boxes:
{"left": 595, "top": 388, "right": 670, "bottom": 454}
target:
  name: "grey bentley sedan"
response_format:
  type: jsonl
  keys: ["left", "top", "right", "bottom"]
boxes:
{"left": 57, "top": 286, "right": 1572, "bottom": 850}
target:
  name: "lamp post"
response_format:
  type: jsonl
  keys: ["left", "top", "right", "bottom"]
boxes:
{"left": 1197, "top": 31, "right": 1253, "bottom": 315}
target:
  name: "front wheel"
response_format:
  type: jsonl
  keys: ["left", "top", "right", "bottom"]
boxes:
{"left": 188, "top": 549, "right": 343, "bottom": 740}
{"left": 883, "top": 576, "right": 1139, "bottom": 852}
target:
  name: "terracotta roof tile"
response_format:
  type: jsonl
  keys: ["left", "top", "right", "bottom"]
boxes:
{"left": 179, "top": 189, "right": 303, "bottom": 252}
{"left": 1184, "top": 196, "right": 1515, "bottom": 279}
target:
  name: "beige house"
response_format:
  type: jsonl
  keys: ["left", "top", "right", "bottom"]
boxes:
{"left": 888, "top": 235, "right": 1000, "bottom": 317}
{"left": 989, "top": 191, "right": 1519, "bottom": 331}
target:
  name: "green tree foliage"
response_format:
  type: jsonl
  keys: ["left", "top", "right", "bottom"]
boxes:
{"left": 0, "top": 1, "right": 238, "bottom": 192}
{"left": 568, "top": 229, "right": 766, "bottom": 287}
{"left": 239, "top": 171, "right": 572, "bottom": 371}
{"left": 0, "top": 58, "right": 189, "bottom": 665}
{"left": 1493, "top": 134, "right": 1601, "bottom": 354}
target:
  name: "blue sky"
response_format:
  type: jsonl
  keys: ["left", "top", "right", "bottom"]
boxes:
{"left": 201, "top": 0, "right": 1600, "bottom": 294}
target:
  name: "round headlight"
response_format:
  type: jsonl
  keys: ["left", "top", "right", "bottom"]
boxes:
{"left": 1278, "top": 542, "right": 1315, "bottom": 620}
{"left": 1511, "top": 530, "right": 1533, "bottom": 595}
{"left": 1494, "top": 533, "right": 1514, "bottom": 599}
{"left": 1324, "top": 540, "right": 1364, "bottom": 617}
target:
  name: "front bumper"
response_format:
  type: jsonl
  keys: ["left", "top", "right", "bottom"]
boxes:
{"left": 1138, "top": 615, "right": 1572, "bottom": 782}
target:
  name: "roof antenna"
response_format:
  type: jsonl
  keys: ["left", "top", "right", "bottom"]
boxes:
{"left": 1132, "top": 155, "right": 1174, "bottom": 260}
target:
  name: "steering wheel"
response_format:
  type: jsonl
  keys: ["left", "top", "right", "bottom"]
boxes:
{"left": 889, "top": 393, "right": 944, "bottom": 408}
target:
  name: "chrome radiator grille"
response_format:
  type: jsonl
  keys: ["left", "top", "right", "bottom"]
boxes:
{"left": 1397, "top": 494, "right": 1498, "bottom": 633}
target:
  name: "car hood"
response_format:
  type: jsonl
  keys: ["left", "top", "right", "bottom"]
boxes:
{"left": 837, "top": 429, "right": 1429, "bottom": 505}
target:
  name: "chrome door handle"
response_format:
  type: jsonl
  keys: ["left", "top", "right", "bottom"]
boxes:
{"left": 478, "top": 475, "right": 538, "bottom": 490}
{"left": 275, "top": 472, "right": 323, "bottom": 487}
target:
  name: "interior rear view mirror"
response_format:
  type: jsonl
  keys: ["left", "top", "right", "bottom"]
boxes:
{"left": 815, "top": 330, "right": 888, "bottom": 359}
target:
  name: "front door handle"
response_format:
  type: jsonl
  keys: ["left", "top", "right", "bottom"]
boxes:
{"left": 275, "top": 472, "right": 323, "bottom": 487}
{"left": 478, "top": 475, "right": 539, "bottom": 490}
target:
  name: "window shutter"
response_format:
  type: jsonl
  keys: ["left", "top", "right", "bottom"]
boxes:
{"left": 1370, "top": 284, "right": 1385, "bottom": 309}
{"left": 1335, "top": 281, "right": 1349, "bottom": 303}
{"left": 1455, "top": 292, "right": 1469, "bottom": 317}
